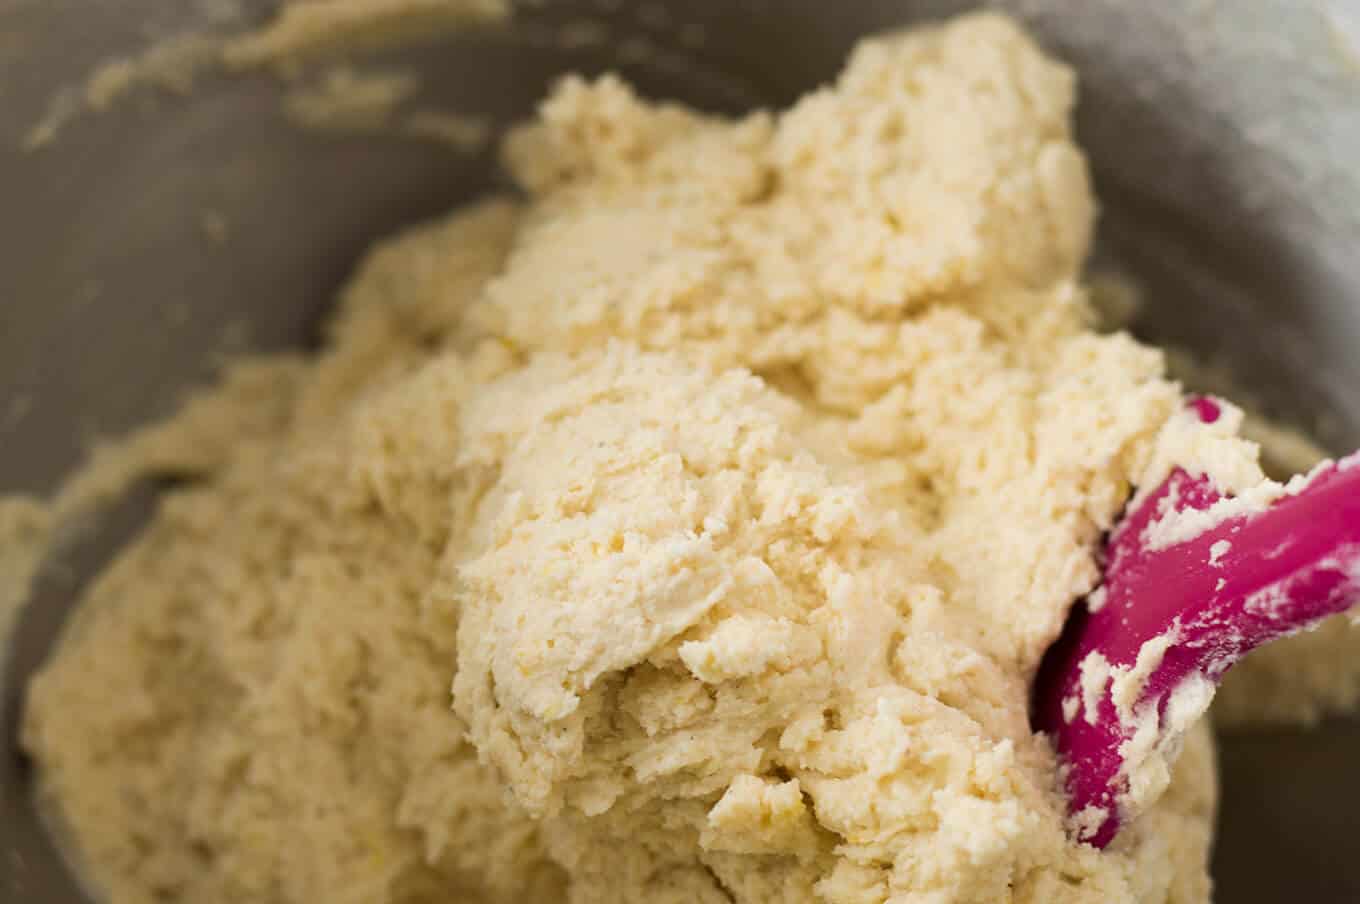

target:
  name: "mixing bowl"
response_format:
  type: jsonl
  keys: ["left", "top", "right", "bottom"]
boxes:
{"left": 3, "top": 1, "right": 1360, "bottom": 900}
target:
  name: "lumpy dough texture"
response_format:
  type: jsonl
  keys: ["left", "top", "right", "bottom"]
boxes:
{"left": 26, "top": 14, "right": 1242, "bottom": 904}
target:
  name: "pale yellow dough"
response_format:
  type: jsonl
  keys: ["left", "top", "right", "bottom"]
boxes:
{"left": 25, "top": 13, "right": 1249, "bottom": 904}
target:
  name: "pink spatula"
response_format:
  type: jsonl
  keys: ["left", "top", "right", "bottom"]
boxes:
{"left": 1033, "top": 397, "right": 1360, "bottom": 848}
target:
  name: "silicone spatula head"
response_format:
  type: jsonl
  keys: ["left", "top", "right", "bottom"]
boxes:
{"left": 1033, "top": 398, "right": 1360, "bottom": 848}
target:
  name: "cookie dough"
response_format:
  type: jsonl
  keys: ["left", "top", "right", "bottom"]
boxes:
{"left": 25, "top": 13, "right": 1258, "bottom": 904}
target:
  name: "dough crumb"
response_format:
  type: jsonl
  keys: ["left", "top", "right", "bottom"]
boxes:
{"left": 282, "top": 65, "right": 422, "bottom": 132}
{"left": 223, "top": 0, "right": 509, "bottom": 67}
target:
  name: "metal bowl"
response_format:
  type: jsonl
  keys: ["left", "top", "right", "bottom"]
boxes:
{"left": 3, "top": 1, "right": 1360, "bottom": 900}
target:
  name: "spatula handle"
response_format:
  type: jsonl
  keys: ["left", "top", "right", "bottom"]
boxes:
{"left": 1035, "top": 428, "right": 1360, "bottom": 847}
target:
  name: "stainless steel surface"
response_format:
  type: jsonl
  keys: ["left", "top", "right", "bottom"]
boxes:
{"left": 3, "top": 1, "right": 1359, "bottom": 901}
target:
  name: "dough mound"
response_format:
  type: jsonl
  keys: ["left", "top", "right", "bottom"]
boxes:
{"left": 451, "top": 345, "right": 1214, "bottom": 904}
{"left": 24, "top": 13, "right": 1230, "bottom": 904}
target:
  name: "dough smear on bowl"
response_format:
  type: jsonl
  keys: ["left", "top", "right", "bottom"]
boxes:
{"left": 25, "top": 12, "right": 1265, "bottom": 904}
